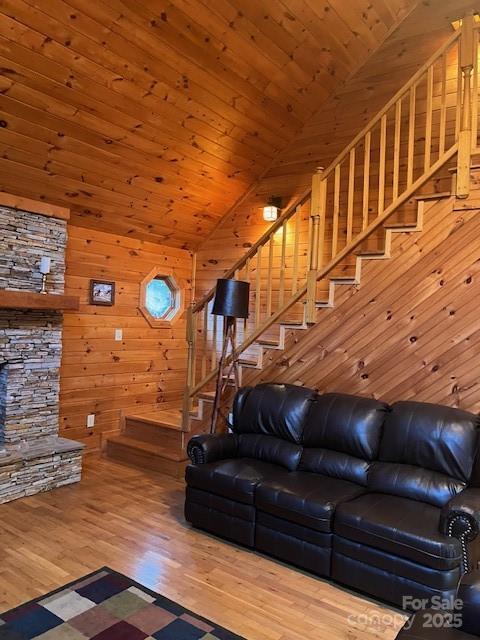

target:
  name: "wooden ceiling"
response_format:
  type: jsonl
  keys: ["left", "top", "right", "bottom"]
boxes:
{"left": 0, "top": 0, "right": 417, "bottom": 248}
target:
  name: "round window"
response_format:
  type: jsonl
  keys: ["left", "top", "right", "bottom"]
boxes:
{"left": 145, "top": 277, "right": 174, "bottom": 319}
{"left": 139, "top": 268, "right": 184, "bottom": 328}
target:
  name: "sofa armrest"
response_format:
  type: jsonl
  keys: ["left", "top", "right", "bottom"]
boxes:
{"left": 440, "top": 488, "right": 480, "bottom": 572}
{"left": 440, "top": 488, "right": 480, "bottom": 538}
{"left": 187, "top": 434, "right": 238, "bottom": 465}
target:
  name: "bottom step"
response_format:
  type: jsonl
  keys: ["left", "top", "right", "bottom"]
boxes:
{"left": 104, "top": 434, "right": 188, "bottom": 479}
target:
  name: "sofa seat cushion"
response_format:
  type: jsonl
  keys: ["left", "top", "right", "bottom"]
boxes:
{"left": 334, "top": 493, "right": 463, "bottom": 570}
{"left": 185, "top": 458, "right": 286, "bottom": 505}
{"left": 255, "top": 472, "right": 366, "bottom": 533}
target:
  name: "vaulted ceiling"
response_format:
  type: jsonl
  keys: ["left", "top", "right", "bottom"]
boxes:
{"left": 0, "top": 0, "right": 418, "bottom": 248}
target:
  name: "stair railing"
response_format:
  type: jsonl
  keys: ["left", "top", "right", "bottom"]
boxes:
{"left": 183, "top": 15, "right": 477, "bottom": 429}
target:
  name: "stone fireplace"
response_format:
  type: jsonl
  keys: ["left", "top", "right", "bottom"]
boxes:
{"left": 0, "top": 200, "right": 83, "bottom": 504}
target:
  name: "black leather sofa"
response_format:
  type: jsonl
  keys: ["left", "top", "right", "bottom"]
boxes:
{"left": 185, "top": 383, "right": 480, "bottom": 608}
{"left": 397, "top": 571, "right": 480, "bottom": 638}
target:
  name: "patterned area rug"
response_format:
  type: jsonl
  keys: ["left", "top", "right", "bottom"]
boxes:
{"left": 0, "top": 567, "right": 245, "bottom": 640}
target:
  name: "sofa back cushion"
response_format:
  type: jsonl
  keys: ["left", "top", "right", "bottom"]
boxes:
{"left": 368, "top": 463, "right": 466, "bottom": 508}
{"left": 299, "top": 393, "right": 389, "bottom": 485}
{"left": 369, "top": 401, "right": 480, "bottom": 506}
{"left": 232, "top": 383, "right": 317, "bottom": 444}
{"left": 237, "top": 434, "right": 303, "bottom": 471}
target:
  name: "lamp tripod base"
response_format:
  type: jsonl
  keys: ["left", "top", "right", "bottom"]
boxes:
{"left": 210, "top": 317, "right": 241, "bottom": 434}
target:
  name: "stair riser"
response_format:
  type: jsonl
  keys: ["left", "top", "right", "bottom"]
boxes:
{"left": 124, "top": 419, "right": 183, "bottom": 448}
{"left": 105, "top": 441, "right": 187, "bottom": 479}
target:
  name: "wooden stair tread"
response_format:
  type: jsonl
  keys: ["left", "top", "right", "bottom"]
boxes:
{"left": 125, "top": 408, "right": 183, "bottom": 430}
{"left": 384, "top": 221, "right": 418, "bottom": 229}
{"left": 257, "top": 339, "right": 279, "bottom": 346}
{"left": 106, "top": 434, "right": 188, "bottom": 461}
{"left": 414, "top": 191, "right": 451, "bottom": 199}
{"left": 356, "top": 248, "right": 386, "bottom": 255}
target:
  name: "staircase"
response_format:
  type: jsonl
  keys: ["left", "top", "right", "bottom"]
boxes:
{"left": 104, "top": 15, "right": 480, "bottom": 477}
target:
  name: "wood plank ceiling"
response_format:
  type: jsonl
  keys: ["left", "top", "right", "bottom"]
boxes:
{"left": 0, "top": 0, "right": 417, "bottom": 248}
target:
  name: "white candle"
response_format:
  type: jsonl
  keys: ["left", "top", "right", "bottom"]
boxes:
{"left": 39, "top": 256, "right": 51, "bottom": 274}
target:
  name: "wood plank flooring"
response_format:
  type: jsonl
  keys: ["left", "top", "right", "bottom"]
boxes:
{"left": 0, "top": 457, "right": 406, "bottom": 639}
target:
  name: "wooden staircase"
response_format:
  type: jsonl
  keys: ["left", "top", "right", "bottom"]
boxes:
{"left": 104, "top": 194, "right": 447, "bottom": 475}
{"left": 104, "top": 394, "right": 218, "bottom": 477}
{"left": 104, "top": 16, "right": 480, "bottom": 477}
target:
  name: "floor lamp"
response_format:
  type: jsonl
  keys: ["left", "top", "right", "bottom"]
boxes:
{"left": 210, "top": 278, "right": 250, "bottom": 434}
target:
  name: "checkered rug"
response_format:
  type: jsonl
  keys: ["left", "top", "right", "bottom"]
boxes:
{"left": 0, "top": 567, "right": 245, "bottom": 640}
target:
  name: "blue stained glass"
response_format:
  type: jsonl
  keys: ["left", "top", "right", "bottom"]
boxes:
{"left": 145, "top": 277, "right": 173, "bottom": 319}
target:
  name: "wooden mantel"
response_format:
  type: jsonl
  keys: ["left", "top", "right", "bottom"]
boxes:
{"left": 0, "top": 191, "right": 70, "bottom": 221}
{"left": 0, "top": 290, "right": 79, "bottom": 311}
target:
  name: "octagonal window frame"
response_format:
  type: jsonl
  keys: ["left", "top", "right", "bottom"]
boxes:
{"left": 139, "top": 267, "right": 184, "bottom": 328}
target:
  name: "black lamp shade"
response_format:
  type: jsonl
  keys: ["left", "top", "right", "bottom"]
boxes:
{"left": 212, "top": 279, "right": 250, "bottom": 318}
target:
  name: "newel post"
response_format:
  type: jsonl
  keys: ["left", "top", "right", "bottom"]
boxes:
{"left": 182, "top": 302, "right": 197, "bottom": 430}
{"left": 457, "top": 12, "right": 475, "bottom": 198}
{"left": 306, "top": 166, "right": 326, "bottom": 323}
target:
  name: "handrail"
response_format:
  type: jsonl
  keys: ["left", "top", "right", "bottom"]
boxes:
{"left": 187, "top": 144, "right": 457, "bottom": 398}
{"left": 322, "top": 29, "right": 461, "bottom": 180}
{"left": 183, "top": 15, "right": 471, "bottom": 426}
{"left": 193, "top": 28, "right": 461, "bottom": 316}
{"left": 192, "top": 188, "right": 312, "bottom": 313}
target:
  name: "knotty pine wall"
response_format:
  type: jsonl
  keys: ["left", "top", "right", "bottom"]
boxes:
{"left": 194, "top": 0, "right": 474, "bottom": 300}
{"left": 244, "top": 179, "right": 480, "bottom": 412}
{"left": 59, "top": 226, "right": 193, "bottom": 452}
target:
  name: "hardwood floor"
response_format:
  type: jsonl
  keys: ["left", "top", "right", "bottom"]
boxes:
{"left": 0, "top": 457, "right": 406, "bottom": 639}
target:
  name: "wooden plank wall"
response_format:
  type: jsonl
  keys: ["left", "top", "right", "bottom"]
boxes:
{"left": 194, "top": 0, "right": 476, "bottom": 300}
{"left": 59, "top": 226, "right": 193, "bottom": 452}
{"left": 192, "top": 29, "right": 461, "bottom": 374}
{"left": 244, "top": 182, "right": 480, "bottom": 411}
{"left": 0, "top": 0, "right": 417, "bottom": 247}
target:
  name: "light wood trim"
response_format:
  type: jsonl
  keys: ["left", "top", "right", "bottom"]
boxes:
{"left": 457, "top": 13, "right": 475, "bottom": 198}
{"left": 333, "top": 164, "right": 341, "bottom": 254}
{"left": 460, "top": 11, "right": 475, "bottom": 70}
{"left": 472, "top": 29, "right": 479, "bottom": 149}
{"left": 190, "top": 253, "right": 197, "bottom": 304}
{"left": 182, "top": 303, "right": 196, "bottom": 429}
{"left": 211, "top": 314, "right": 217, "bottom": 371}
{"left": 201, "top": 304, "right": 208, "bottom": 379}
{"left": 244, "top": 257, "right": 250, "bottom": 283}
{"left": 407, "top": 83, "right": 417, "bottom": 187}
{"left": 393, "top": 100, "right": 402, "bottom": 200}
{"left": 279, "top": 222, "right": 287, "bottom": 307}
{"left": 255, "top": 244, "right": 262, "bottom": 327}
{"left": 378, "top": 115, "right": 387, "bottom": 215}
{"left": 138, "top": 267, "right": 186, "bottom": 329}
{"left": 305, "top": 210, "right": 312, "bottom": 274}
{"left": 347, "top": 149, "right": 355, "bottom": 241}
{"left": 318, "top": 177, "right": 327, "bottom": 270}
{"left": 362, "top": 133, "right": 371, "bottom": 230}
{"left": 424, "top": 65, "right": 434, "bottom": 171}
{"left": 266, "top": 237, "right": 274, "bottom": 317}
{"left": 456, "top": 52, "right": 462, "bottom": 139}
{"left": 0, "top": 289, "right": 78, "bottom": 310}
{"left": 439, "top": 54, "right": 447, "bottom": 155}
{"left": 0, "top": 191, "right": 70, "bottom": 220}
{"left": 306, "top": 168, "right": 325, "bottom": 322}
{"left": 292, "top": 205, "right": 301, "bottom": 294}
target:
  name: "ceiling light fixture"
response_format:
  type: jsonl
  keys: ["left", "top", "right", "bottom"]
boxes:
{"left": 263, "top": 196, "right": 282, "bottom": 222}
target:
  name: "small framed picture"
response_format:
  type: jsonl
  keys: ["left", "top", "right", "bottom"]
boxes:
{"left": 89, "top": 279, "right": 115, "bottom": 306}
